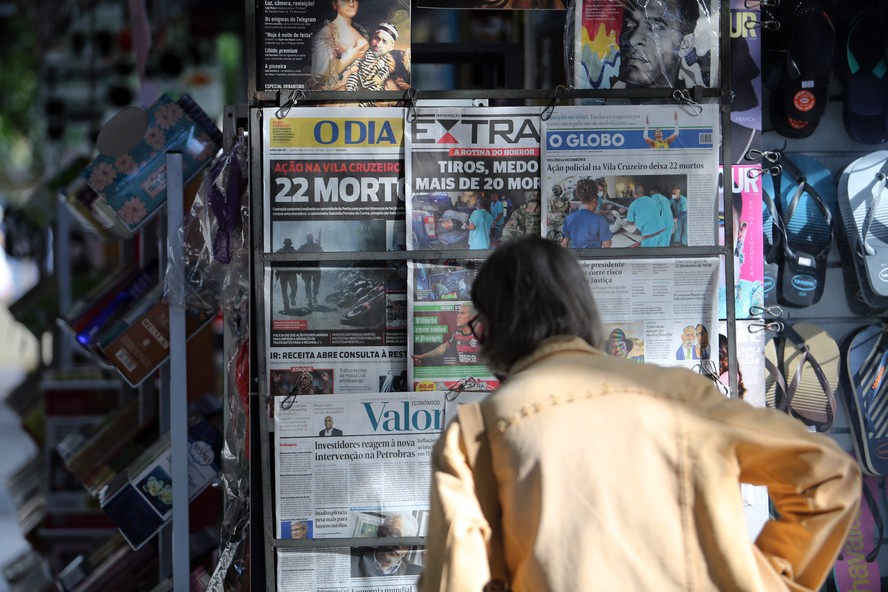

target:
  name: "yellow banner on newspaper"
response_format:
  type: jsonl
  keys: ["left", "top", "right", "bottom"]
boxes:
{"left": 268, "top": 117, "right": 404, "bottom": 149}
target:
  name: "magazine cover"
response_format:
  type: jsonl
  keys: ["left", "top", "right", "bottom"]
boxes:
{"left": 417, "top": 0, "right": 564, "bottom": 8}
{"left": 258, "top": 0, "right": 411, "bottom": 93}
{"left": 718, "top": 164, "right": 764, "bottom": 320}
{"left": 79, "top": 94, "right": 221, "bottom": 238}
{"left": 263, "top": 107, "right": 406, "bottom": 253}
{"left": 729, "top": 0, "right": 762, "bottom": 164}
{"left": 573, "top": 0, "right": 719, "bottom": 91}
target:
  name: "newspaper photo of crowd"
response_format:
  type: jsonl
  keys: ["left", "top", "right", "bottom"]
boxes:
{"left": 547, "top": 175, "right": 689, "bottom": 248}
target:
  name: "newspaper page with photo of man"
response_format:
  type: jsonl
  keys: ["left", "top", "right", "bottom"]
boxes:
{"left": 587, "top": 257, "right": 719, "bottom": 368}
{"left": 573, "top": 0, "right": 719, "bottom": 91}
{"left": 541, "top": 104, "right": 719, "bottom": 248}
{"left": 265, "top": 262, "right": 408, "bottom": 395}
{"left": 274, "top": 390, "right": 490, "bottom": 591}
{"left": 263, "top": 107, "right": 406, "bottom": 254}
{"left": 407, "top": 260, "right": 499, "bottom": 392}
{"left": 406, "top": 107, "right": 543, "bottom": 251}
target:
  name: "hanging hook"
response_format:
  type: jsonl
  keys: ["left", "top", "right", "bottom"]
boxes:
{"left": 748, "top": 321, "right": 785, "bottom": 334}
{"left": 745, "top": 149, "right": 780, "bottom": 163}
{"left": 445, "top": 376, "right": 481, "bottom": 402}
{"left": 746, "top": 17, "right": 780, "bottom": 31}
{"left": 747, "top": 165, "right": 782, "bottom": 178}
{"left": 276, "top": 89, "right": 306, "bottom": 119}
{"left": 541, "top": 85, "right": 569, "bottom": 122}
{"left": 404, "top": 87, "right": 420, "bottom": 123}
{"left": 749, "top": 305, "right": 784, "bottom": 319}
{"left": 672, "top": 89, "right": 703, "bottom": 116}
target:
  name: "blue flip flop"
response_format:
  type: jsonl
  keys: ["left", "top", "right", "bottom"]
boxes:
{"left": 840, "top": 322, "right": 888, "bottom": 476}
{"left": 839, "top": 150, "right": 888, "bottom": 302}
{"left": 768, "top": 152, "right": 837, "bottom": 307}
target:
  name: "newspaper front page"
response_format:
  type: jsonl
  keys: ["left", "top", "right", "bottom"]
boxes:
{"left": 541, "top": 104, "right": 719, "bottom": 248}
{"left": 265, "top": 263, "right": 408, "bottom": 395}
{"left": 274, "top": 392, "right": 471, "bottom": 591}
{"left": 406, "top": 107, "right": 543, "bottom": 250}
{"left": 584, "top": 257, "right": 719, "bottom": 368}
{"left": 407, "top": 260, "right": 499, "bottom": 392}
{"left": 263, "top": 107, "right": 406, "bottom": 253}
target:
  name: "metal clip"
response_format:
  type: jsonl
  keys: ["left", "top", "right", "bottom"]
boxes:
{"left": 745, "top": 0, "right": 780, "bottom": 7}
{"left": 445, "top": 376, "right": 483, "bottom": 402}
{"left": 693, "top": 360, "right": 728, "bottom": 396}
{"left": 749, "top": 305, "right": 784, "bottom": 319}
{"left": 672, "top": 89, "right": 703, "bottom": 116}
{"left": 279, "top": 370, "right": 315, "bottom": 410}
{"left": 748, "top": 321, "right": 785, "bottom": 334}
{"left": 404, "top": 87, "right": 420, "bottom": 123}
{"left": 745, "top": 149, "right": 780, "bottom": 163}
{"left": 746, "top": 18, "right": 781, "bottom": 31}
{"left": 541, "top": 85, "right": 569, "bottom": 122}
{"left": 747, "top": 164, "right": 782, "bottom": 178}
{"left": 276, "top": 89, "right": 306, "bottom": 119}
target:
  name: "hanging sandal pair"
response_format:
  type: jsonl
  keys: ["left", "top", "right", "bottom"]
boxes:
{"left": 765, "top": 321, "right": 839, "bottom": 434}
{"left": 762, "top": 152, "right": 837, "bottom": 307}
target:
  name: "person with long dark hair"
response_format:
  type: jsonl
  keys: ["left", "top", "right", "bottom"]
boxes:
{"left": 421, "top": 235, "right": 860, "bottom": 592}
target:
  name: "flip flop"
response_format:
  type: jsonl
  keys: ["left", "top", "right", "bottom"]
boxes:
{"left": 836, "top": 154, "right": 888, "bottom": 313}
{"left": 835, "top": 10, "right": 888, "bottom": 145}
{"left": 769, "top": 153, "right": 837, "bottom": 307}
{"left": 768, "top": 7, "right": 835, "bottom": 139}
{"left": 768, "top": 322, "right": 839, "bottom": 434}
{"left": 764, "top": 335, "right": 788, "bottom": 411}
{"left": 840, "top": 322, "right": 888, "bottom": 476}
{"left": 838, "top": 151, "right": 888, "bottom": 303}
{"left": 761, "top": 169, "right": 783, "bottom": 309}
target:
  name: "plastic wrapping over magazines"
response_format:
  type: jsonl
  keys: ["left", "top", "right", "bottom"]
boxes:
{"left": 569, "top": 0, "right": 720, "bottom": 91}
{"left": 163, "top": 136, "right": 249, "bottom": 315}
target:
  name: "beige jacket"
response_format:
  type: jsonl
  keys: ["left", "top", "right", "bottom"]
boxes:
{"left": 421, "top": 337, "right": 861, "bottom": 592}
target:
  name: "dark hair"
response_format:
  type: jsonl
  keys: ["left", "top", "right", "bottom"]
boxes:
{"left": 575, "top": 178, "right": 598, "bottom": 205}
{"left": 626, "top": 0, "right": 700, "bottom": 36}
{"left": 471, "top": 235, "right": 603, "bottom": 373}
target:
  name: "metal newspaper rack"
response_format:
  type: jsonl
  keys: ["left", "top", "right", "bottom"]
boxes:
{"left": 244, "top": 6, "right": 738, "bottom": 590}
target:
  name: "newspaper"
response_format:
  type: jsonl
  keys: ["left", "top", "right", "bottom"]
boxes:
{"left": 265, "top": 263, "right": 408, "bottom": 395}
{"left": 405, "top": 107, "right": 543, "bottom": 251}
{"left": 573, "top": 0, "right": 720, "bottom": 91}
{"left": 407, "top": 261, "right": 499, "bottom": 392}
{"left": 541, "top": 104, "right": 719, "bottom": 248}
{"left": 273, "top": 392, "right": 486, "bottom": 591}
{"left": 263, "top": 107, "right": 406, "bottom": 253}
{"left": 585, "top": 257, "right": 719, "bottom": 368}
